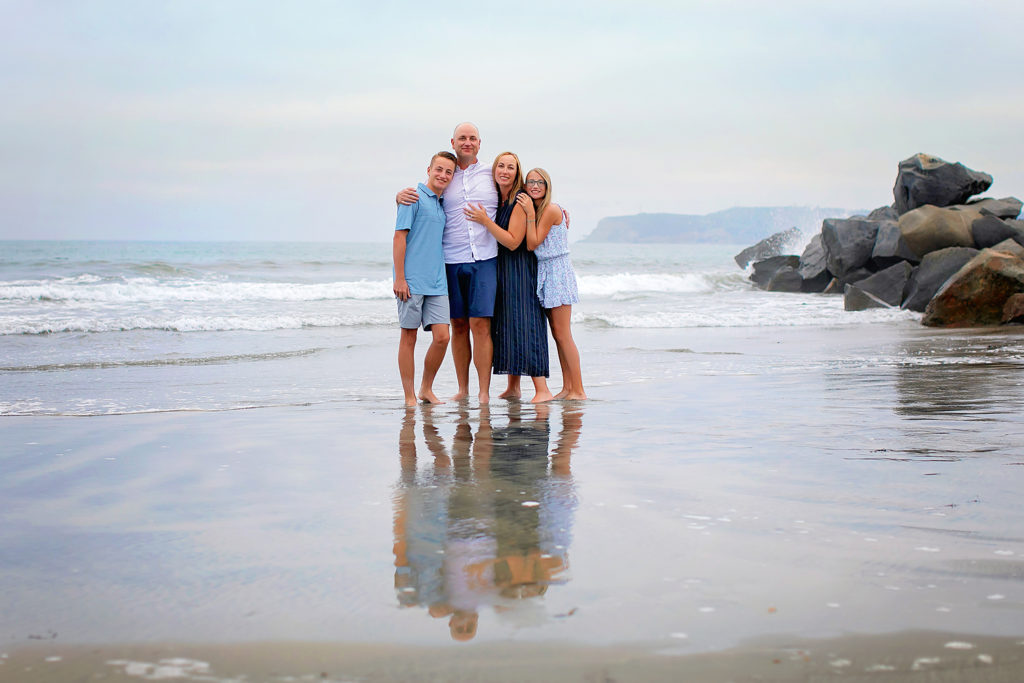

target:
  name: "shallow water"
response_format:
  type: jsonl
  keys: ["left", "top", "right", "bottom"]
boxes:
{"left": 2, "top": 322, "right": 1023, "bottom": 655}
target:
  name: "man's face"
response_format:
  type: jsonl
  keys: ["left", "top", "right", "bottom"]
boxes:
{"left": 451, "top": 125, "right": 481, "bottom": 163}
{"left": 428, "top": 158, "right": 456, "bottom": 192}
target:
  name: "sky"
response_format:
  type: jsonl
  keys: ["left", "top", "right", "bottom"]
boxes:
{"left": 2, "top": 0, "right": 1022, "bottom": 242}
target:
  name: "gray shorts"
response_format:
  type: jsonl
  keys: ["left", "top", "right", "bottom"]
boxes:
{"left": 397, "top": 294, "right": 450, "bottom": 330}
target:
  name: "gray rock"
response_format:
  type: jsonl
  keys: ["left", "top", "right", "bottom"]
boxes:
{"left": 966, "top": 196, "right": 1023, "bottom": 220}
{"left": 844, "top": 284, "right": 892, "bottom": 311}
{"left": 893, "top": 153, "right": 993, "bottom": 214}
{"left": 993, "top": 238, "right": 1024, "bottom": 258}
{"left": 853, "top": 261, "right": 915, "bottom": 307}
{"left": 822, "top": 217, "right": 880, "bottom": 277}
{"left": 766, "top": 266, "right": 804, "bottom": 292}
{"left": 901, "top": 246, "right": 979, "bottom": 312}
{"left": 796, "top": 234, "right": 832, "bottom": 292}
{"left": 871, "top": 220, "right": 918, "bottom": 267}
{"left": 971, "top": 215, "right": 1024, "bottom": 249}
{"left": 868, "top": 205, "right": 899, "bottom": 221}
{"left": 750, "top": 255, "right": 800, "bottom": 289}
{"left": 734, "top": 227, "right": 803, "bottom": 268}
{"left": 822, "top": 278, "right": 843, "bottom": 294}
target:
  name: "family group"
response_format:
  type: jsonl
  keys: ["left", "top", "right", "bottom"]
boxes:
{"left": 392, "top": 122, "right": 586, "bottom": 406}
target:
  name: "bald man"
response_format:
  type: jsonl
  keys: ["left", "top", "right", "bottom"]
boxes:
{"left": 398, "top": 122, "right": 498, "bottom": 403}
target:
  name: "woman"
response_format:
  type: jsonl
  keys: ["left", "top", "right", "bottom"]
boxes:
{"left": 464, "top": 152, "right": 553, "bottom": 403}
{"left": 522, "top": 168, "right": 586, "bottom": 400}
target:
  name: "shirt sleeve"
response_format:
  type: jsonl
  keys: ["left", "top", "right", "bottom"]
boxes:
{"left": 396, "top": 200, "right": 418, "bottom": 231}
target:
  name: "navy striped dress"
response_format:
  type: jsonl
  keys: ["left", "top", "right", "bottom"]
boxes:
{"left": 492, "top": 191, "right": 549, "bottom": 377}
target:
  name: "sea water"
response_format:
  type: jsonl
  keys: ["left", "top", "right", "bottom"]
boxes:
{"left": 1, "top": 239, "right": 917, "bottom": 415}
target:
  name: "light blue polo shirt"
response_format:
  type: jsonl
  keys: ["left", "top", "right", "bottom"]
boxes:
{"left": 395, "top": 183, "right": 447, "bottom": 296}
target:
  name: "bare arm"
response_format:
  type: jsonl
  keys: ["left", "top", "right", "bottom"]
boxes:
{"left": 392, "top": 231, "right": 410, "bottom": 300}
{"left": 528, "top": 204, "right": 561, "bottom": 251}
{"left": 463, "top": 202, "right": 527, "bottom": 250}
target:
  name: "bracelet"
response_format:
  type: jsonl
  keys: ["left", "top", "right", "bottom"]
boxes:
{"left": 527, "top": 219, "right": 535, "bottom": 223}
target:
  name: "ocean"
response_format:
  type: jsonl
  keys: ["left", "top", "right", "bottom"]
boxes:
{"left": 1, "top": 239, "right": 916, "bottom": 416}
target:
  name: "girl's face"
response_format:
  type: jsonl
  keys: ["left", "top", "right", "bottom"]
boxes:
{"left": 493, "top": 155, "right": 518, "bottom": 191}
{"left": 525, "top": 171, "right": 547, "bottom": 201}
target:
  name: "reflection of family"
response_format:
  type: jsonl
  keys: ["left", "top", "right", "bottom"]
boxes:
{"left": 391, "top": 403, "right": 580, "bottom": 640}
{"left": 392, "top": 122, "right": 586, "bottom": 406}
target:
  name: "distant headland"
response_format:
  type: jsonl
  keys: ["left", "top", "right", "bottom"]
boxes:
{"left": 582, "top": 206, "right": 864, "bottom": 244}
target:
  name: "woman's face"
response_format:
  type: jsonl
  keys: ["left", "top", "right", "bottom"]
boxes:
{"left": 493, "top": 155, "right": 518, "bottom": 191}
{"left": 525, "top": 171, "right": 547, "bottom": 201}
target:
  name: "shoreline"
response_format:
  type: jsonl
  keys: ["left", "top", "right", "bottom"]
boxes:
{"left": 5, "top": 630, "right": 1023, "bottom": 682}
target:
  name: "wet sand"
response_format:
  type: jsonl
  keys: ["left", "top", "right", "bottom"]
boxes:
{"left": 2, "top": 321, "right": 1024, "bottom": 681}
{"left": 5, "top": 631, "right": 1024, "bottom": 682}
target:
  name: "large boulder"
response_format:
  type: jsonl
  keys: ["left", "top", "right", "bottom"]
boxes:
{"left": 922, "top": 249, "right": 1024, "bottom": 327}
{"left": 844, "top": 284, "right": 892, "bottom": 311}
{"left": 971, "top": 215, "right": 1024, "bottom": 249}
{"left": 871, "top": 220, "right": 918, "bottom": 267}
{"left": 967, "top": 196, "right": 1023, "bottom": 219}
{"left": 868, "top": 205, "right": 899, "bottom": 221}
{"left": 851, "top": 261, "right": 914, "bottom": 307}
{"left": 796, "top": 234, "right": 831, "bottom": 292}
{"left": 898, "top": 204, "right": 982, "bottom": 258}
{"left": 765, "top": 266, "right": 803, "bottom": 292}
{"left": 734, "top": 227, "right": 803, "bottom": 268}
{"left": 901, "top": 246, "right": 979, "bottom": 312}
{"left": 750, "top": 255, "right": 800, "bottom": 289}
{"left": 821, "top": 217, "right": 880, "bottom": 277}
{"left": 992, "top": 238, "right": 1024, "bottom": 258}
{"left": 893, "top": 153, "right": 993, "bottom": 214}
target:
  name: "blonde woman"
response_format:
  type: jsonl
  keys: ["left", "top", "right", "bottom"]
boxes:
{"left": 464, "top": 153, "right": 553, "bottom": 403}
{"left": 521, "top": 168, "right": 586, "bottom": 400}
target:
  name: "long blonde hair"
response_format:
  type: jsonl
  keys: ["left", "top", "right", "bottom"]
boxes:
{"left": 526, "top": 167, "right": 553, "bottom": 219}
{"left": 491, "top": 151, "right": 524, "bottom": 203}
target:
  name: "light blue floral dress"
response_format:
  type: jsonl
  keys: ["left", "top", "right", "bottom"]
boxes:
{"left": 535, "top": 207, "right": 579, "bottom": 309}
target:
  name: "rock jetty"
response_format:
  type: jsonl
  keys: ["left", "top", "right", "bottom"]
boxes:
{"left": 736, "top": 153, "right": 1024, "bottom": 327}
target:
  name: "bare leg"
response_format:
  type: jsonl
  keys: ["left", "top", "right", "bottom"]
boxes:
{"left": 418, "top": 324, "right": 449, "bottom": 404}
{"left": 398, "top": 328, "right": 418, "bottom": 407}
{"left": 468, "top": 317, "right": 492, "bottom": 404}
{"left": 499, "top": 374, "right": 521, "bottom": 399}
{"left": 548, "top": 305, "right": 586, "bottom": 400}
{"left": 530, "top": 375, "right": 554, "bottom": 403}
{"left": 450, "top": 317, "right": 470, "bottom": 401}
{"left": 546, "top": 309, "right": 570, "bottom": 399}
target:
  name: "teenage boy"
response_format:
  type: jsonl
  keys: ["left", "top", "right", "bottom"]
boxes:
{"left": 394, "top": 151, "right": 458, "bottom": 406}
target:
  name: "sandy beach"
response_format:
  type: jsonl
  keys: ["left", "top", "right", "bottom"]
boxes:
{"left": 3, "top": 318, "right": 1024, "bottom": 682}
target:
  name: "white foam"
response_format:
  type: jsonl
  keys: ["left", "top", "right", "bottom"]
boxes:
{"left": 0, "top": 277, "right": 393, "bottom": 303}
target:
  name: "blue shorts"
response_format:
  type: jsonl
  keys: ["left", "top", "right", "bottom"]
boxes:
{"left": 446, "top": 258, "right": 497, "bottom": 319}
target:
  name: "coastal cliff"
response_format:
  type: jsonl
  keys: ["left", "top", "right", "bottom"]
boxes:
{"left": 583, "top": 206, "right": 859, "bottom": 244}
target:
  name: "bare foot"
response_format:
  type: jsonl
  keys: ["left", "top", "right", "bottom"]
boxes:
{"left": 553, "top": 388, "right": 569, "bottom": 400}
{"left": 564, "top": 391, "right": 588, "bottom": 400}
{"left": 530, "top": 390, "right": 554, "bottom": 403}
{"left": 479, "top": 391, "right": 490, "bottom": 405}
{"left": 404, "top": 397, "right": 418, "bottom": 407}
{"left": 499, "top": 388, "right": 521, "bottom": 400}
{"left": 418, "top": 389, "right": 445, "bottom": 405}
{"left": 451, "top": 390, "right": 469, "bottom": 401}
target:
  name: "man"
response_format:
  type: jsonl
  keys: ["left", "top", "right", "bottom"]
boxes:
{"left": 393, "top": 151, "right": 457, "bottom": 406}
{"left": 399, "top": 122, "right": 498, "bottom": 404}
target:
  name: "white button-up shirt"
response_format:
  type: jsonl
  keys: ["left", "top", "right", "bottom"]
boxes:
{"left": 442, "top": 160, "right": 498, "bottom": 264}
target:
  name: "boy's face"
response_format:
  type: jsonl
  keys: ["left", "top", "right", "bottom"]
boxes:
{"left": 427, "top": 158, "right": 456, "bottom": 193}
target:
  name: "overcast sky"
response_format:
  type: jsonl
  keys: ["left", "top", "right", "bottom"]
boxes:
{"left": 2, "top": 0, "right": 1022, "bottom": 242}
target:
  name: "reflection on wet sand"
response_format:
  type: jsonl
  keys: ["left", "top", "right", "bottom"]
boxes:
{"left": 392, "top": 403, "right": 581, "bottom": 640}
{"left": 894, "top": 333, "right": 1024, "bottom": 418}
